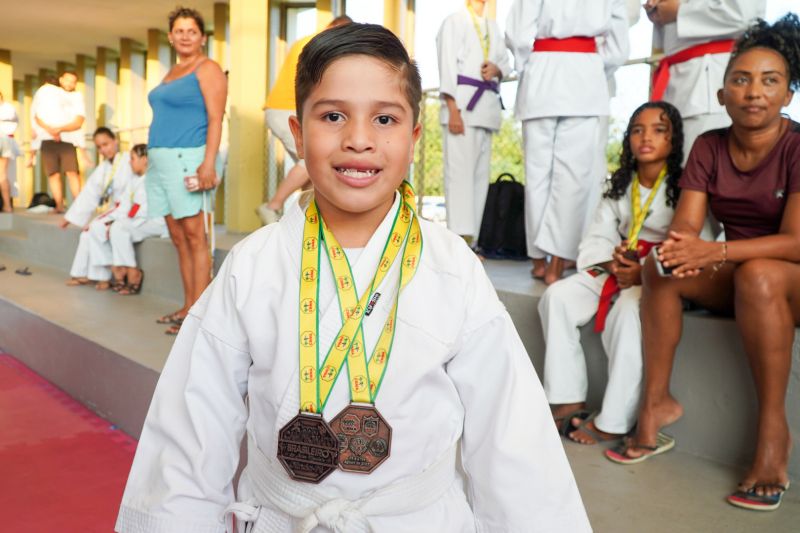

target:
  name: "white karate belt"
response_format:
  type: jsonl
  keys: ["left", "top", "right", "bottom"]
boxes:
{"left": 222, "top": 437, "right": 457, "bottom": 533}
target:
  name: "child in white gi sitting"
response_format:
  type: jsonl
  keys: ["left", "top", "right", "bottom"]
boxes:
{"left": 540, "top": 101, "right": 708, "bottom": 445}
{"left": 109, "top": 144, "right": 167, "bottom": 295}
{"left": 116, "top": 23, "right": 590, "bottom": 533}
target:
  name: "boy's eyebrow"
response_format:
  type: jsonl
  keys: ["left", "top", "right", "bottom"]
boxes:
{"left": 311, "top": 99, "right": 409, "bottom": 113}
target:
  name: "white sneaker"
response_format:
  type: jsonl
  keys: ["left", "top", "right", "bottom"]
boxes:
{"left": 256, "top": 204, "right": 280, "bottom": 225}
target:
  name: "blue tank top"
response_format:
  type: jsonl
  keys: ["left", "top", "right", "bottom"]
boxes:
{"left": 148, "top": 71, "right": 208, "bottom": 148}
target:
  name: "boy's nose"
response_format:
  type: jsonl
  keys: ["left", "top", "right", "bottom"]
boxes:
{"left": 342, "top": 120, "right": 376, "bottom": 152}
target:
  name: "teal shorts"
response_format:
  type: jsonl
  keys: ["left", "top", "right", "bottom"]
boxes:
{"left": 146, "top": 146, "right": 222, "bottom": 220}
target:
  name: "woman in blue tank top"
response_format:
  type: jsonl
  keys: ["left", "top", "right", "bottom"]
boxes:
{"left": 147, "top": 7, "right": 227, "bottom": 335}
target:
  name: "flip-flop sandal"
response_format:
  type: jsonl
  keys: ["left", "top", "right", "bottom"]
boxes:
{"left": 727, "top": 481, "right": 790, "bottom": 511}
{"left": 605, "top": 432, "right": 675, "bottom": 465}
{"left": 15, "top": 267, "right": 32, "bottom": 276}
{"left": 553, "top": 408, "right": 591, "bottom": 436}
{"left": 156, "top": 312, "right": 184, "bottom": 325}
{"left": 164, "top": 317, "right": 184, "bottom": 336}
{"left": 567, "top": 412, "right": 625, "bottom": 445}
{"left": 0, "top": 265, "right": 6, "bottom": 272}
{"left": 119, "top": 269, "right": 144, "bottom": 295}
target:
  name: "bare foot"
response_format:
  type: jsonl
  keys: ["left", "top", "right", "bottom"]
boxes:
{"left": 66, "top": 277, "right": 90, "bottom": 286}
{"left": 95, "top": 281, "right": 110, "bottom": 291}
{"left": 568, "top": 418, "right": 626, "bottom": 445}
{"left": 544, "top": 257, "right": 576, "bottom": 285}
{"left": 625, "top": 395, "right": 683, "bottom": 459}
{"left": 551, "top": 402, "right": 587, "bottom": 433}
{"left": 531, "top": 258, "right": 547, "bottom": 279}
{"left": 738, "top": 418, "right": 792, "bottom": 497}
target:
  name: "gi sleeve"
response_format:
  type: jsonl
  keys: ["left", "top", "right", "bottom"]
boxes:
{"left": 505, "top": 0, "right": 542, "bottom": 76}
{"left": 436, "top": 14, "right": 461, "bottom": 100}
{"left": 446, "top": 256, "right": 592, "bottom": 533}
{"left": 676, "top": 0, "right": 766, "bottom": 39}
{"left": 64, "top": 163, "right": 107, "bottom": 227}
{"left": 490, "top": 21, "right": 512, "bottom": 80}
{"left": 599, "top": 0, "right": 632, "bottom": 76}
{"left": 577, "top": 195, "right": 623, "bottom": 271}
{"left": 115, "top": 252, "right": 252, "bottom": 533}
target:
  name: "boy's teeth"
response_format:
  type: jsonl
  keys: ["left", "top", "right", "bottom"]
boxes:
{"left": 338, "top": 168, "right": 378, "bottom": 178}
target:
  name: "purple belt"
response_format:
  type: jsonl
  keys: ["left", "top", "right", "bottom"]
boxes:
{"left": 456, "top": 74, "right": 499, "bottom": 111}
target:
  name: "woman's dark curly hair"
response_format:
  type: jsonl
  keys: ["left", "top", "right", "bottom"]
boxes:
{"left": 604, "top": 101, "right": 683, "bottom": 208}
{"left": 168, "top": 6, "right": 205, "bottom": 34}
{"left": 726, "top": 13, "right": 800, "bottom": 91}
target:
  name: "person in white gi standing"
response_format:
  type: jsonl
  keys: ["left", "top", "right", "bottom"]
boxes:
{"left": 62, "top": 127, "right": 132, "bottom": 289}
{"left": 116, "top": 23, "right": 590, "bottom": 533}
{"left": 437, "top": 0, "right": 510, "bottom": 242}
{"left": 0, "top": 90, "right": 20, "bottom": 213}
{"left": 108, "top": 144, "right": 167, "bottom": 295}
{"left": 506, "top": 0, "right": 629, "bottom": 285}
{"left": 645, "top": 0, "right": 766, "bottom": 158}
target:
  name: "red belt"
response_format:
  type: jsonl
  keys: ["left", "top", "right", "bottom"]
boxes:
{"left": 650, "top": 39, "right": 735, "bottom": 101}
{"left": 533, "top": 37, "right": 597, "bottom": 53}
{"left": 594, "top": 240, "right": 659, "bottom": 333}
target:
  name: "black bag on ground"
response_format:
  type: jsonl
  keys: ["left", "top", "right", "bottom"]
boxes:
{"left": 477, "top": 173, "right": 527, "bottom": 259}
{"left": 28, "top": 192, "right": 56, "bottom": 209}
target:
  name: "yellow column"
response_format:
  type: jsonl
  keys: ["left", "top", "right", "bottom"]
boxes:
{"left": 96, "top": 47, "right": 119, "bottom": 128}
{"left": 146, "top": 29, "right": 170, "bottom": 128}
{"left": 119, "top": 38, "right": 146, "bottom": 150}
{"left": 487, "top": 0, "right": 496, "bottom": 19}
{"left": 384, "top": 0, "right": 401, "bottom": 35}
{"left": 404, "top": 0, "right": 416, "bottom": 56}
{"left": 317, "top": 0, "right": 333, "bottom": 30}
{"left": 214, "top": 2, "right": 230, "bottom": 222}
{"left": 13, "top": 80, "right": 31, "bottom": 207}
{"left": 76, "top": 54, "right": 96, "bottom": 141}
{"left": 23, "top": 75, "right": 40, "bottom": 193}
{"left": 0, "top": 50, "right": 13, "bottom": 100}
{"left": 227, "top": 0, "right": 268, "bottom": 232}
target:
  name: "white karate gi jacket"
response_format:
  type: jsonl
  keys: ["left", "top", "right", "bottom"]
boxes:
{"left": 112, "top": 173, "right": 167, "bottom": 235}
{"left": 437, "top": 8, "right": 511, "bottom": 130}
{"left": 64, "top": 152, "right": 132, "bottom": 227}
{"left": 505, "top": 0, "right": 625, "bottom": 119}
{"left": 654, "top": 0, "right": 766, "bottom": 119}
{"left": 116, "top": 194, "right": 591, "bottom": 533}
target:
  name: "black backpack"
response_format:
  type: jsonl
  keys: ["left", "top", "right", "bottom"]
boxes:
{"left": 477, "top": 173, "right": 527, "bottom": 260}
{"left": 28, "top": 192, "right": 56, "bottom": 209}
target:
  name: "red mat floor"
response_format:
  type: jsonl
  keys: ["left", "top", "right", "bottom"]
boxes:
{"left": 0, "top": 354, "right": 137, "bottom": 532}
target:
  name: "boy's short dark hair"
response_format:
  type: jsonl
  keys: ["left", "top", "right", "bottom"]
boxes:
{"left": 168, "top": 6, "right": 205, "bottom": 34}
{"left": 59, "top": 69, "right": 78, "bottom": 79}
{"left": 93, "top": 126, "right": 115, "bottom": 140}
{"left": 295, "top": 23, "right": 422, "bottom": 125}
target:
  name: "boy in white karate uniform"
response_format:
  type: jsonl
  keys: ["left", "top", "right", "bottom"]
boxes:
{"left": 109, "top": 144, "right": 168, "bottom": 295}
{"left": 63, "top": 127, "right": 132, "bottom": 289}
{"left": 505, "top": 0, "right": 631, "bottom": 285}
{"left": 645, "top": 0, "right": 765, "bottom": 157}
{"left": 436, "top": 0, "right": 510, "bottom": 241}
{"left": 116, "top": 23, "right": 590, "bottom": 533}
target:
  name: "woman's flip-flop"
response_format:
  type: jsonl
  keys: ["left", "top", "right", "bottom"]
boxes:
{"left": 605, "top": 432, "right": 675, "bottom": 464}
{"left": 156, "top": 311, "right": 184, "bottom": 325}
{"left": 727, "top": 481, "right": 790, "bottom": 511}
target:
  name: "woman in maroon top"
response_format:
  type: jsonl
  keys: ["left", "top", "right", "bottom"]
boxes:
{"left": 606, "top": 14, "right": 800, "bottom": 511}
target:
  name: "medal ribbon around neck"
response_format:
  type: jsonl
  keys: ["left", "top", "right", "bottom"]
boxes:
{"left": 98, "top": 155, "right": 123, "bottom": 210}
{"left": 627, "top": 166, "right": 667, "bottom": 251}
{"left": 467, "top": 4, "right": 490, "bottom": 62}
{"left": 297, "top": 182, "right": 422, "bottom": 414}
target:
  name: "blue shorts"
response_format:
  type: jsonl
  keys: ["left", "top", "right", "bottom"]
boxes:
{"left": 146, "top": 146, "right": 222, "bottom": 220}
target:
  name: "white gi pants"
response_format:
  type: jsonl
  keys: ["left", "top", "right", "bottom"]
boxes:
{"left": 109, "top": 218, "right": 165, "bottom": 267}
{"left": 682, "top": 112, "right": 731, "bottom": 164}
{"left": 522, "top": 116, "right": 601, "bottom": 260}
{"left": 539, "top": 271, "right": 643, "bottom": 433}
{"left": 442, "top": 126, "right": 491, "bottom": 238}
{"left": 69, "top": 218, "right": 112, "bottom": 281}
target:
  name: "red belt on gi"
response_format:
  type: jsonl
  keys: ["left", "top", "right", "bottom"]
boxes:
{"left": 650, "top": 39, "right": 735, "bottom": 101}
{"left": 594, "top": 239, "right": 659, "bottom": 333}
{"left": 532, "top": 36, "right": 597, "bottom": 53}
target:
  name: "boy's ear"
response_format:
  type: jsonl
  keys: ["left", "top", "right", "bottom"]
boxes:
{"left": 409, "top": 122, "right": 422, "bottom": 161}
{"left": 289, "top": 115, "right": 304, "bottom": 159}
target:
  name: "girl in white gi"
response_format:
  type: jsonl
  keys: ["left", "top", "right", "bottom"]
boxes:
{"left": 436, "top": 0, "right": 510, "bottom": 242}
{"left": 645, "top": 0, "right": 766, "bottom": 157}
{"left": 63, "top": 127, "right": 132, "bottom": 289}
{"left": 116, "top": 24, "right": 590, "bottom": 533}
{"left": 109, "top": 144, "right": 168, "bottom": 295}
{"left": 541, "top": 101, "right": 697, "bottom": 445}
{"left": 505, "top": 0, "right": 631, "bottom": 285}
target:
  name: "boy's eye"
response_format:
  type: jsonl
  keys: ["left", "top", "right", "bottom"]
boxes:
{"left": 376, "top": 115, "right": 395, "bottom": 125}
{"left": 324, "top": 112, "right": 344, "bottom": 123}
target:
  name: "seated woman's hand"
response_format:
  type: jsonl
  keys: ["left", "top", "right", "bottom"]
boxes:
{"left": 196, "top": 160, "right": 219, "bottom": 191}
{"left": 658, "top": 230, "right": 719, "bottom": 278}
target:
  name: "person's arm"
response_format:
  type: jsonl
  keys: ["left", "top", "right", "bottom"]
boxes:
{"left": 34, "top": 114, "right": 60, "bottom": 140}
{"left": 436, "top": 15, "right": 465, "bottom": 135}
{"left": 599, "top": 0, "right": 632, "bottom": 75}
{"left": 446, "top": 257, "right": 591, "bottom": 532}
{"left": 54, "top": 114, "right": 85, "bottom": 134}
{"left": 676, "top": 0, "right": 766, "bottom": 39}
{"left": 504, "top": 0, "right": 541, "bottom": 76}
{"left": 576, "top": 195, "right": 623, "bottom": 272}
{"left": 195, "top": 59, "right": 228, "bottom": 190}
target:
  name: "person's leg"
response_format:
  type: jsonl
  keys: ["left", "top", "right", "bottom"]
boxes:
{"left": 732, "top": 259, "right": 800, "bottom": 497}
{"left": 442, "top": 126, "right": 478, "bottom": 238}
{"left": 48, "top": 172, "right": 65, "bottom": 212}
{"left": 67, "top": 231, "right": 91, "bottom": 284}
{"left": 165, "top": 214, "right": 193, "bottom": 319}
{"left": 0, "top": 157, "right": 11, "bottom": 212}
{"left": 472, "top": 128, "right": 492, "bottom": 240}
{"left": 86, "top": 219, "right": 112, "bottom": 286}
{"left": 65, "top": 171, "right": 81, "bottom": 201}
{"left": 63, "top": 142, "right": 81, "bottom": 202}
{"left": 177, "top": 212, "right": 211, "bottom": 307}
{"left": 626, "top": 257, "right": 735, "bottom": 458}
{"left": 539, "top": 272, "right": 601, "bottom": 429}
{"left": 522, "top": 118, "right": 557, "bottom": 277}
{"left": 266, "top": 163, "right": 309, "bottom": 211}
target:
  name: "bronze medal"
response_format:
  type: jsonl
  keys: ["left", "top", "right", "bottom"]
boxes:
{"left": 622, "top": 249, "right": 639, "bottom": 262}
{"left": 329, "top": 404, "right": 392, "bottom": 474}
{"left": 277, "top": 412, "right": 339, "bottom": 483}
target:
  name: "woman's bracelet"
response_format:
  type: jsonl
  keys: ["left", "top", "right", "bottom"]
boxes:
{"left": 711, "top": 242, "right": 728, "bottom": 274}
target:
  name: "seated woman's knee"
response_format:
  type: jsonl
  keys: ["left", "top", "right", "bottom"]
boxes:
{"left": 734, "top": 259, "right": 785, "bottom": 302}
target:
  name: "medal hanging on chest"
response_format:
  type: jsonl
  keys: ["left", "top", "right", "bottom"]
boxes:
{"left": 626, "top": 166, "right": 667, "bottom": 260}
{"left": 277, "top": 182, "right": 422, "bottom": 480}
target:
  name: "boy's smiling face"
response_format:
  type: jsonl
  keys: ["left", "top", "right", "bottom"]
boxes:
{"left": 290, "top": 55, "right": 421, "bottom": 229}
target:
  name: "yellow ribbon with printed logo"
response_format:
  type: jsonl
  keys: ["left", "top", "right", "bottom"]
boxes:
{"left": 298, "top": 182, "right": 422, "bottom": 413}
{"left": 627, "top": 166, "right": 667, "bottom": 251}
{"left": 467, "top": 4, "right": 490, "bottom": 62}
